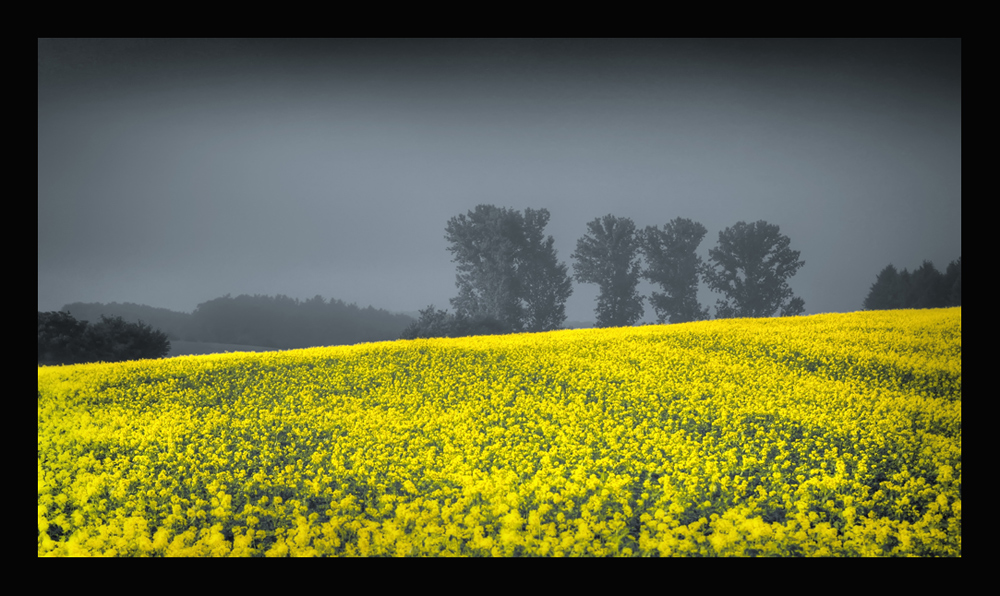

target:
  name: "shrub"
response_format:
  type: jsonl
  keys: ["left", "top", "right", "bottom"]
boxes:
{"left": 38, "top": 311, "right": 91, "bottom": 365}
{"left": 38, "top": 311, "right": 171, "bottom": 365}
{"left": 399, "top": 305, "right": 511, "bottom": 340}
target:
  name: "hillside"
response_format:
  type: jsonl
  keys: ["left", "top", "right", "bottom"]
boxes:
{"left": 38, "top": 308, "right": 961, "bottom": 556}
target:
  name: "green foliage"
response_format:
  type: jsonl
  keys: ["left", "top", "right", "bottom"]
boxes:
{"left": 700, "top": 220, "right": 805, "bottom": 319}
{"left": 572, "top": 214, "right": 645, "bottom": 327}
{"left": 641, "top": 217, "right": 710, "bottom": 324}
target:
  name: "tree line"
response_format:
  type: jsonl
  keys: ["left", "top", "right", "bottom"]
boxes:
{"left": 402, "top": 205, "right": 806, "bottom": 339}
{"left": 56, "top": 295, "right": 415, "bottom": 354}
{"left": 38, "top": 311, "right": 171, "bottom": 366}
{"left": 61, "top": 301, "right": 202, "bottom": 341}
{"left": 46, "top": 208, "right": 957, "bottom": 362}
{"left": 190, "top": 294, "right": 412, "bottom": 348}
{"left": 862, "top": 258, "right": 961, "bottom": 310}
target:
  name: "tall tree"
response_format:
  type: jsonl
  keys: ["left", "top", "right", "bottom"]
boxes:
{"left": 571, "top": 214, "right": 645, "bottom": 327}
{"left": 444, "top": 205, "right": 572, "bottom": 332}
{"left": 641, "top": 217, "right": 710, "bottom": 324}
{"left": 446, "top": 205, "right": 524, "bottom": 331}
{"left": 701, "top": 220, "right": 805, "bottom": 318}
{"left": 519, "top": 208, "right": 573, "bottom": 332}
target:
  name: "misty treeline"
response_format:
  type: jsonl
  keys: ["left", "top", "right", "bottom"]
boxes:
{"left": 38, "top": 311, "right": 170, "bottom": 366}
{"left": 402, "top": 205, "right": 807, "bottom": 339}
{"left": 863, "top": 258, "right": 961, "bottom": 310}
{"left": 60, "top": 295, "right": 414, "bottom": 351}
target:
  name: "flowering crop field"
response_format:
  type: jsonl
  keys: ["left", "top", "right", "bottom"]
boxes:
{"left": 37, "top": 308, "right": 961, "bottom": 557}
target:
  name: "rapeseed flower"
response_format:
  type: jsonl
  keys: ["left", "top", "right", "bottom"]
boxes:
{"left": 39, "top": 308, "right": 960, "bottom": 556}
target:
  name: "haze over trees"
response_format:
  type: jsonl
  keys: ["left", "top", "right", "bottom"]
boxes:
{"left": 190, "top": 294, "right": 412, "bottom": 348}
{"left": 700, "top": 220, "right": 806, "bottom": 319}
{"left": 61, "top": 208, "right": 950, "bottom": 351}
{"left": 444, "top": 205, "right": 572, "bottom": 333}
{"left": 518, "top": 208, "right": 576, "bottom": 332}
{"left": 62, "top": 301, "right": 201, "bottom": 341}
{"left": 427, "top": 208, "right": 813, "bottom": 338}
{"left": 571, "top": 215, "right": 646, "bottom": 327}
{"left": 863, "top": 258, "right": 961, "bottom": 310}
{"left": 641, "top": 217, "right": 711, "bottom": 324}
{"left": 62, "top": 295, "right": 414, "bottom": 350}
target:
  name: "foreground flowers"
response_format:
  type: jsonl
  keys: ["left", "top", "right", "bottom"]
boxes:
{"left": 38, "top": 308, "right": 961, "bottom": 556}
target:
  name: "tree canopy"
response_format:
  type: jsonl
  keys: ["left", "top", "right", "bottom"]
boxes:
{"left": 571, "top": 214, "right": 645, "bottom": 327}
{"left": 445, "top": 205, "right": 572, "bottom": 333}
{"left": 863, "top": 258, "right": 960, "bottom": 310}
{"left": 701, "top": 220, "right": 805, "bottom": 318}
{"left": 38, "top": 311, "right": 170, "bottom": 365}
{"left": 519, "top": 208, "right": 574, "bottom": 332}
{"left": 641, "top": 217, "right": 710, "bottom": 324}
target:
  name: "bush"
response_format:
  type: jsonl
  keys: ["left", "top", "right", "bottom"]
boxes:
{"left": 38, "top": 311, "right": 171, "bottom": 366}
{"left": 38, "top": 311, "right": 91, "bottom": 365}
{"left": 399, "top": 305, "right": 511, "bottom": 340}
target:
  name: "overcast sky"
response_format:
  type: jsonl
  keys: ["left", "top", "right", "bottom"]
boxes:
{"left": 38, "top": 39, "right": 961, "bottom": 324}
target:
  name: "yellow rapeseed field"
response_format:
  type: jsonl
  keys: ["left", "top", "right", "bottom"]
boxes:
{"left": 37, "top": 307, "right": 961, "bottom": 556}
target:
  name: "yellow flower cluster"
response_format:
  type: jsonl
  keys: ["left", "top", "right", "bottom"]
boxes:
{"left": 38, "top": 307, "right": 961, "bottom": 556}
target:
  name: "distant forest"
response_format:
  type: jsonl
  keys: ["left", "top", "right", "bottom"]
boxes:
{"left": 61, "top": 294, "right": 415, "bottom": 350}
{"left": 862, "top": 258, "right": 961, "bottom": 311}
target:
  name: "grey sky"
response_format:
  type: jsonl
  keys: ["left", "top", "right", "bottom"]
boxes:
{"left": 38, "top": 39, "right": 961, "bottom": 323}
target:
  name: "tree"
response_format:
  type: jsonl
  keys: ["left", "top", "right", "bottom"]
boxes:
{"left": 191, "top": 293, "right": 411, "bottom": 348}
{"left": 897, "top": 269, "right": 913, "bottom": 307}
{"left": 944, "top": 257, "right": 961, "bottom": 306}
{"left": 38, "top": 311, "right": 90, "bottom": 365}
{"left": 85, "top": 315, "right": 172, "bottom": 363}
{"left": 863, "top": 264, "right": 903, "bottom": 310}
{"left": 62, "top": 301, "right": 199, "bottom": 341}
{"left": 445, "top": 205, "right": 571, "bottom": 333}
{"left": 864, "top": 257, "right": 961, "bottom": 310}
{"left": 38, "top": 311, "right": 170, "bottom": 365}
{"left": 446, "top": 205, "right": 525, "bottom": 330}
{"left": 571, "top": 214, "right": 645, "bottom": 327}
{"left": 909, "top": 260, "right": 947, "bottom": 309}
{"left": 701, "top": 220, "right": 805, "bottom": 318}
{"left": 399, "top": 304, "right": 509, "bottom": 340}
{"left": 641, "top": 217, "right": 710, "bottom": 324}
{"left": 399, "top": 305, "right": 453, "bottom": 339}
{"left": 519, "top": 208, "right": 574, "bottom": 332}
